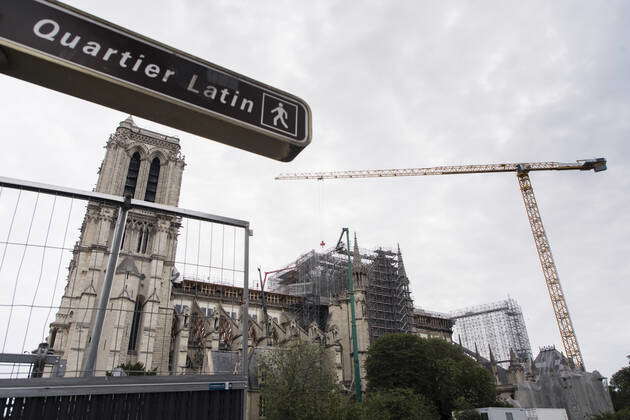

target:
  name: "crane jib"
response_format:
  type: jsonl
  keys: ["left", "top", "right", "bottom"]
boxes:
{"left": 274, "top": 158, "right": 606, "bottom": 180}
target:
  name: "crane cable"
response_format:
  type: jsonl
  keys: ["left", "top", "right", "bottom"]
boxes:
{"left": 317, "top": 179, "right": 326, "bottom": 247}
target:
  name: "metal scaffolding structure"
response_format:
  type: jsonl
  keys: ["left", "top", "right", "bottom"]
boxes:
{"left": 363, "top": 247, "right": 414, "bottom": 342}
{"left": 450, "top": 298, "right": 532, "bottom": 366}
{"left": 267, "top": 239, "right": 414, "bottom": 342}
{"left": 267, "top": 249, "right": 345, "bottom": 330}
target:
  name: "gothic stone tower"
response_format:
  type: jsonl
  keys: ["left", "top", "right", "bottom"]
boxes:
{"left": 48, "top": 117, "right": 185, "bottom": 376}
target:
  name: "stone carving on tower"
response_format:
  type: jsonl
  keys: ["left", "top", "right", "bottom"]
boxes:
{"left": 47, "top": 117, "right": 185, "bottom": 376}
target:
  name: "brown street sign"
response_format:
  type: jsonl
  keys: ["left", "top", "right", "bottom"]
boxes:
{"left": 0, "top": 0, "right": 312, "bottom": 161}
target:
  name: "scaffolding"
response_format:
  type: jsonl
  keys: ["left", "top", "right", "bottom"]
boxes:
{"left": 450, "top": 298, "right": 533, "bottom": 366}
{"left": 363, "top": 248, "right": 414, "bottom": 342}
{"left": 268, "top": 240, "right": 414, "bottom": 343}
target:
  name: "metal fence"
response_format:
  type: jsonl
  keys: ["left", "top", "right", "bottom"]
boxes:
{"left": 0, "top": 175, "right": 251, "bottom": 412}
{"left": 0, "top": 374, "right": 246, "bottom": 420}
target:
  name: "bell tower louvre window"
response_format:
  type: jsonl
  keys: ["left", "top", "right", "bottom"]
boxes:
{"left": 144, "top": 157, "right": 161, "bottom": 202}
{"left": 124, "top": 152, "right": 141, "bottom": 198}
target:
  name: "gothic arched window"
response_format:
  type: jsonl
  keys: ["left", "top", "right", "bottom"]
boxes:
{"left": 128, "top": 295, "right": 145, "bottom": 353}
{"left": 144, "top": 157, "right": 161, "bottom": 202}
{"left": 124, "top": 152, "right": 141, "bottom": 198}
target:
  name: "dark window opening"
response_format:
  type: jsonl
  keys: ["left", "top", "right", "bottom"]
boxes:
{"left": 128, "top": 295, "right": 145, "bottom": 352}
{"left": 144, "top": 157, "right": 161, "bottom": 202}
{"left": 136, "top": 227, "right": 150, "bottom": 254}
{"left": 136, "top": 229, "right": 143, "bottom": 253}
{"left": 124, "top": 152, "right": 141, "bottom": 198}
{"left": 49, "top": 328, "right": 58, "bottom": 349}
{"left": 142, "top": 229, "right": 150, "bottom": 254}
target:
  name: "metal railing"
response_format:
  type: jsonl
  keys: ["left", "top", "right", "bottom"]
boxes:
{"left": 0, "top": 175, "right": 251, "bottom": 381}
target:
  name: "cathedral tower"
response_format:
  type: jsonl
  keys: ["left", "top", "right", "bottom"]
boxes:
{"left": 48, "top": 117, "right": 185, "bottom": 376}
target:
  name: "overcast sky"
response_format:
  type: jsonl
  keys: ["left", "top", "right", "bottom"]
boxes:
{"left": 0, "top": 0, "right": 628, "bottom": 378}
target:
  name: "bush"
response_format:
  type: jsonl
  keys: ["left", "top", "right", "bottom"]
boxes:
{"left": 611, "top": 366, "right": 630, "bottom": 411}
{"left": 259, "top": 341, "right": 345, "bottom": 420}
{"left": 361, "top": 388, "right": 439, "bottom": 420}
{"left": 456, "top": 410, "right": 483, "bottom": 420}
{"left": 105, "top": 361, "right": 157, "bottom": 376}
{"left": 365, "top": 334, "right": 496, "bottom": 419}
{"left": 591, "top": 408, "right": 630, "bottom": 419}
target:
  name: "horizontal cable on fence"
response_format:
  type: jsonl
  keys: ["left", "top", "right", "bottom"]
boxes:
{"left": 0, "top": 242, "right": 74, "bottom": 252}
{"left": 174, "top": 263, "right": 244, "bottom": 273}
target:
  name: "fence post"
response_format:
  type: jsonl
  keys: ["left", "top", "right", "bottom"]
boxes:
{"left": 82, "top": 199, "right": 130, "bottom": 377}
{"left": 241, "top": 226, "right": 250, "bottom": 420}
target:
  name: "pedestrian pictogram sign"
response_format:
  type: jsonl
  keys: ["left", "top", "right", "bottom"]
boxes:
{"left": 262, "top": 94, "right": 298, "bottom": 137}
{"left": 0, "top": 0, "right": 312, "bottom": 162}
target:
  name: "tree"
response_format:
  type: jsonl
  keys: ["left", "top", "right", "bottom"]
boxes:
{"left": 365, "top": 334, "right": 496, "bottom": 419}
{"left": 591, "top": 408, "right": 630, "bottom": 420}
{"left": 258, "top": 341, "right": 349, "bottom": 420}
{"left": 611, "top": 364, "right": 630, "bottom": 411}
{"left": 455, "top": 410, "right": 483, "bottom": 420}
{"left": 361, "top": 388, "right": 439, "bottom": 420}
{"left": 105, "top": 361, "right": 157, "bottom": 376}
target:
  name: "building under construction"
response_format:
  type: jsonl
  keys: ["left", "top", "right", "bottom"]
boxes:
{"left": 267, "top": 238, "right": 415, "bottom": 343}
{"left": 450, "top": 298, "right": 533, "bottom": 366}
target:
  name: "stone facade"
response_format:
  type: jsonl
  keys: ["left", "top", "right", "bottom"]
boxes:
{"left": 412, "top": 308, "right": 455, "bottom": 341}
{"left": 47, "top": 117, "right": 185, "bottom": 376}
{"left": 468, "top": 345, "right": 614, "bottom": 420}
{"left": 169, "top": 279, "right": 343, "bottom": 382}
{"left": 513, "top": 348, "right": 614, "bottom": 420}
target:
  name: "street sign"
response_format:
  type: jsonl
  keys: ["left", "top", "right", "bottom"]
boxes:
{"left": 0, "top": 0, "right": 312, "bottom": 161}
{"left": 207, "top": 382, "right": 231, "bottom": 391}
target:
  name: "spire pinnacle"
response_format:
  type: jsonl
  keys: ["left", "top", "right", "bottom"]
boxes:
{"left": 489, "top": 344, "right": 496, "bottom": 364}
{"left": 510, "top": 348, "right": 517, "bottom": 363}
{"left": 353, "top": 232, "right": 361, "bottom": 267}
{"left": 397, "top": 243, "right": 407, "bottom": 277}
{"left": 120, "top": 115, "right": 136, "bottom": 128}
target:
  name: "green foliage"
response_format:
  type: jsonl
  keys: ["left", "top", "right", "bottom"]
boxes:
{"left": 360, "top": 388, "right": 439, "bottom": 420}
{"left": 489, "top": 400, "right": 513, "bottom": 408}
{"left": 455, "top": 410, "right": 483, "bottom": 420}
{"left": 365, "top": 334, "right": 496, "bottom": 419}
{"left": 259, "top": 341, "right": 348, "bottom": 420}
{"left": 105, "top": 361, "right": 157, "bottom": 376}
{"left": 611, "top": 366, "right": 630, "bottom": 411}
{"left": 591, "top": 408, "right": 630, "bottom": 420}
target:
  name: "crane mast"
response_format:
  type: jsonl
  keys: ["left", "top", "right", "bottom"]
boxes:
{"left": 276, "top": 158, "right": 606, "bottom": 371}
{"left": 516, "top": 169, "right": 584, "bottom": 370}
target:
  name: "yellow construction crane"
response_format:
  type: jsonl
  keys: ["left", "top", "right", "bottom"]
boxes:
{"left": 276, "top": 158, "right": 607, "bottom": 370}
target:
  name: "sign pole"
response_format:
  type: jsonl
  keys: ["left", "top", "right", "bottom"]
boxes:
{"left": 241, "top": 227, "right": 251, "bottom": 420}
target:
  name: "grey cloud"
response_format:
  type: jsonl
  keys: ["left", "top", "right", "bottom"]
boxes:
{"left": 0, "top": 0, "right": 627, "bottom": 377}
